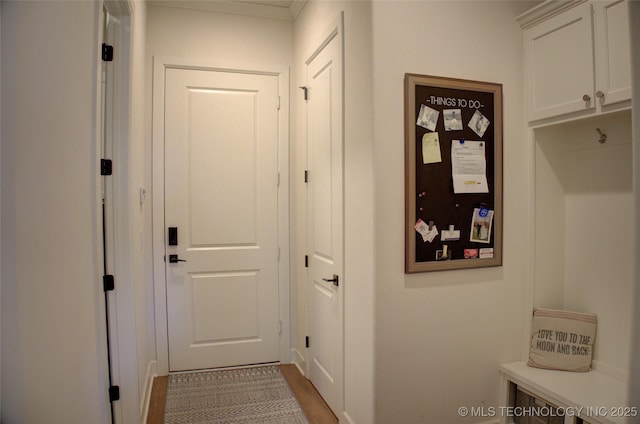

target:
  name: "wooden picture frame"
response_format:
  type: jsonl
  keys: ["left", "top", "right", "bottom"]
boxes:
{"left": 405, "top": 73, "right": 503, "bottom": 273}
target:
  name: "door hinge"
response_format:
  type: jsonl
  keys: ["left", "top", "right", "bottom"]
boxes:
{"left": 276, "top": 96, "right": 281, "bottom": 110}
{"left": 102, "top": 43, "right": 114, "bottom": 62}
{"left": 305, "top": 336, "right": 310, "bottom": 348}
{"left": 278, "top": 321, "right": 282, "bottom": 335}
{"left": 108, "top": 385, "right": 120, "bottom": 402}
{"left": 300, "top": 86, "right": 308, "bottom": 101}
{"left": 101, "top": 159, "right": 113, "bottom": 176}
{"left": 277, "top": 172, "right": 281, "bottom": 187}
{"left": 304, "top": 255, "right": 308, "bottom": 268}
{"left": 103, "top": 275, "right": 115, "bottom": 292}
{"left": 304, "top": 170, "right": 309, "bottom": 183}
{"left": 277, "top": 247, "right": 281, "bottom": 262}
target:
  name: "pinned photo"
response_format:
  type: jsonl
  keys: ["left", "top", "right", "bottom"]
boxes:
{"left": 416, "top": 104, "right": 439, "bottom": 131}
{"left": 470, "top": 207, "right": 494, "bottom": 244}
{"left": 464, "top": 249, "right": 479, "bottom": 259}
{"left": 468, "top": 109, "right": 490, "bottom": 138}
{"left": 436, "top": 245, "right": 451, "bottom": 261}
{"left": 443, "top": 109, "right": 463, "bottom": 131}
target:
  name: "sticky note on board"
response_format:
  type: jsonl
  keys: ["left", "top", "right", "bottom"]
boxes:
{"left": 422, "top": 133, "right": 442, "bottom": 164}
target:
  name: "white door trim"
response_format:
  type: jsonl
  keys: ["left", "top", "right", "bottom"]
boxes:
{"left": 152, "top": 56, "right": 290, "bottom": 374}
{"left": 100, "top": 2, "right": 142, "bottom": 422}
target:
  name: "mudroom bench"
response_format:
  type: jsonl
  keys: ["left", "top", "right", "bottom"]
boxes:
{"left": 500, "top": 361, "right": 631, "bottom": 424}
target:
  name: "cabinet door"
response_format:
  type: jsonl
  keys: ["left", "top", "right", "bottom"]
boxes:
{"left": 524, "top": 3, "right": 595, "bottom": 121}
{"left": 594, "top": 0, "right": 631, "bottom": 105}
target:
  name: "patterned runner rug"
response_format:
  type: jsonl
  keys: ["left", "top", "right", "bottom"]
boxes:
{"left": 164, "top": 365, "right": 310, "bottom": 424}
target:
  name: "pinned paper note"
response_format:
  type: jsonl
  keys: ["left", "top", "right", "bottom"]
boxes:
{"left": 422, "top": 133, "right": 442, "bottom": 164}
{"left": 479, "top": 248, "right": 494, "bottom": 258}
{"left": 451, "top": 140, "right": 489, "bottom": 194}
{"left": 414, "top": 219, "right": 438, "bottom": 243}
{"left": 441, "top": 224, "right": 460, "bottom": 241}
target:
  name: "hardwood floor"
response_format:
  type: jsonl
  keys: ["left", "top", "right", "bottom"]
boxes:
{"left": 279, "top": 364, "right": 338, "bottom": 424}
{"left": 146, "top": 364, "right": 338, "bottom": 424}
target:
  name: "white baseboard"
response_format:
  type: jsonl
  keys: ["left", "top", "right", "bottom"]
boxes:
{"left": 290, "top": 348, "right": 306, "bottom": 377}
{"left": 342, "top": 411, "right": 356, "bottom": 424}
{"left": 140, "top": 360, "right": 157, "bottom": 424}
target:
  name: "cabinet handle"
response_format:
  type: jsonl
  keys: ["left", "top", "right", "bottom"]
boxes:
{"left": 582, "top": 94, "right": 591, "bottom": 101}
{"left": 596, "top": 90, "right": 605, "bottom": 98}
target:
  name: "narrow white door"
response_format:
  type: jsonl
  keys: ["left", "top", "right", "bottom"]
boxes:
{"left": 306, "top": 24, "right": 344, "bottom": 415}
{"left": 164, "top": 67, "right": 280, "bottom": 372}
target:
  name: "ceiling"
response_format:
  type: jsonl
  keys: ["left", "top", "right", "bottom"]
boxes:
{"left": 148, "top": 0, "right": 546, "bottom": 24}
{"left": 235, "top": 0, "right": 294, "bottom": 7}
{"left": 147, "top": 0, "right": 307, "bottom": 20}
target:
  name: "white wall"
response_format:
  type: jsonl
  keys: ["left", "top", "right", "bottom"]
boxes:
{"left": 0, "top": 1, "right": 108, "bottom": 422}
{"left": 293, "top": 2, "right": 375, "bottom": 423}
{"left": 372, "top": 2, "right": 534, "bottom": 422}
{"left": 145, "top": 4, "right": 293, "bottom": 65}
{"left": 533, "top": 125, "right": 566, "bottom": 309}
{"left": 629, "top": 0, "right": 640, "bottom": 410}
{"left": 0, "top": 3, "right": 3, "bottom": 416}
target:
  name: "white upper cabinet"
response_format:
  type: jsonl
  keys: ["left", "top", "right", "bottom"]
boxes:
{"left": 594, "top": 0, "right": 631, "bottom": 105}
{"left": 524, "top": 3, "right": 594, "bottom": 121}
{"left": 519, "top": 0, "right": 631, "bottom": 124}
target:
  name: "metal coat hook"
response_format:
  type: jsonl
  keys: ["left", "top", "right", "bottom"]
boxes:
{"left": 596, "top": 128, "right": 607, "bottom": 144}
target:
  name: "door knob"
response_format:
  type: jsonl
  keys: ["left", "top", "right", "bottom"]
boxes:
{"left": 582, "top": 94, "right": 591, "bottom": 102}
{"left": 322, "top": 274, "right": 339, "bottom": 287}
{"left": 169, "top": 254, "right": 187, "bottom": 263}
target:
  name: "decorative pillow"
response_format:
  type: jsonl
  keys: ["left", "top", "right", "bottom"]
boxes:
{"left": 528, "top": 308, "right": 597, "bottom": 372}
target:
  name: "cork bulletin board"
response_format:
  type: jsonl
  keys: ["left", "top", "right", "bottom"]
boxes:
{"left": 405, "top": 74, "right": 503, "bottom": 273}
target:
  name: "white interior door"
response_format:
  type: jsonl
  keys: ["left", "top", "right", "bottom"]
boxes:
{"left": 164, "top": 67, "right": 280, "bottom": 372}
{"left": 306, "top": 22, "right": 344, "bottom": 415}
